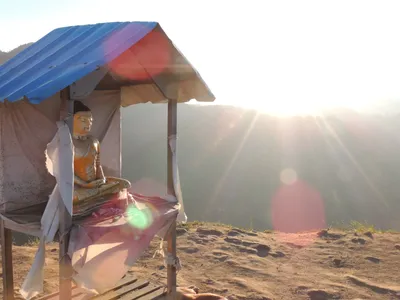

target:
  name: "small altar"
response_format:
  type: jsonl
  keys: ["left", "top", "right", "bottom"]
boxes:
{"left": 0, "top": 21, "right": 215, "bottom": 300}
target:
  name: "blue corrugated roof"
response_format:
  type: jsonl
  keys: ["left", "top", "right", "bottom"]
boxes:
{"left": 0, "top": 22, "right": 158, "bottom": 103}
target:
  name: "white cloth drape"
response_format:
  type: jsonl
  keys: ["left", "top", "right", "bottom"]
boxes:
{"left": 169, "top": 134, "right": 187, "bottom": 223}
{"left": 20, "top": 120, "right": 74, "bottom": 299}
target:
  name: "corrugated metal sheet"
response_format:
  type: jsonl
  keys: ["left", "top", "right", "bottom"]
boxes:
{"left": 0, "top": 22, "right": 158, "bottom": 103}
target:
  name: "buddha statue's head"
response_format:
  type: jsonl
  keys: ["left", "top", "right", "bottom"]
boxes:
{"left": 73, "top": 101, "right": 93, "bottom": 139}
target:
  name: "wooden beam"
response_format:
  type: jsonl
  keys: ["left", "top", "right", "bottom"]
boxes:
{"left": 59, "top": 87, "right": 73, "bottom": 300}
{"left": 1, "top": 219, "right": 14, "bottom": 300}
{"left": 167, "top": 99, "right": 177, "bottom": 298}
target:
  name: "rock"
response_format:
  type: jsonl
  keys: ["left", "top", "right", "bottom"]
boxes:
{"left": 254, "top": 244, "right": 271, "bottom": 257}
{"left": 196, "top": 227, "right": 224, "bottom": 236}
{"left": 202, "top": 278, "right": 215, "bottom": 285}
{"left": 180, "top": 246, "right": 200, "bottom": 254}
{"left": 335, "top": 240, "right": 346, "bottom": 245}
{"left": 364, "top": 231, "right": 374, "bottom": 239}
{"left": 242, "top": 241, "right": 257, "bottom": 247}
{"left": 214, "top": 288, "right": 229, "bottom": 293}
{"left": 188, "top": 235, "right": 216, "bottom": 244}
{"left": 332, "top": 258, "right": 344, "bottom": 268}
{"left": 295, "top": 285, "right": 308, "bottom": 293}
{"left": 227, "top": 230, "right": 241, "bottom": 237}
{"left": 237, "top": 245, "right": 258, "bottom": 255}
{"left": 307, "top": 289, "right": 340, "bottom": 299}
{"left": 224, "top": 237, "right": 242, "bottom": 245}
{"left": 286, "top": 242, "right": 304, "bottom": 249}
{"left": 318, "top": 229, "right": 329, "bottom": 237}
{"left": 271, "top": 251, "right": 285, "bottom": 258}
{"left": 395, "top": 244, "right": 400, "bottom": 250}
{"left": 351, "top": 238, "right": 366, "bottom": 245}
{"left": 218, "top": 255, "right": 230, "bottom": 262}
{"left": 365, "top": 256, "right": 380, "bottom": 263}
{"left": 317, "top": 230, "right": 344, "bottom": 240}
{"left": 230, "top": 228, "right": 258, "bottom": 236}
{"left": 176, "top": 227, "right": 188, "bottom": 236}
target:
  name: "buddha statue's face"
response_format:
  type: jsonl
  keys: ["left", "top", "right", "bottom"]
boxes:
{"left": 73, "top": 111, "right": 93, "bottom": 138}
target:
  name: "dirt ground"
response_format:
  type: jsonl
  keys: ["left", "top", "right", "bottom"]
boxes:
{"left": 2, "top": 223, "right": 400, "bottom": 299}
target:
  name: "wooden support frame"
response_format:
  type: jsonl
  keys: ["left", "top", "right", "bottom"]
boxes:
{"left": 1, "top": 219, "right": 14, "bottom": 300}
{"left": 59, "top": 87, "right": 73, "bottom": 300}
{"left": 167, "top": 99, "right": 178, "bottom": 298}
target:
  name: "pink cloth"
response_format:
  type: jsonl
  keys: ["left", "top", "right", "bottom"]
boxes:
{"left": 69, "top": 192, "right": 178, "bottom": 294}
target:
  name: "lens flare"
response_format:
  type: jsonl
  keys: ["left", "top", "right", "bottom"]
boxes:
{"left": 271, "top": 179, "right": 326, "bottom": 234}
{"left": 126, "top": 204, "right": 153, "bottom": 230}
{"left": 106, "top": 29, "right": 171, "bottom": 81}
{"left": 280, "top": 168, "right": 298, "bottom": 185}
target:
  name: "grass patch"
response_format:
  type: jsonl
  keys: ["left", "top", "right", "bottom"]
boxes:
{"left": 330, "top": 220, "right": 398, "bottom": 234}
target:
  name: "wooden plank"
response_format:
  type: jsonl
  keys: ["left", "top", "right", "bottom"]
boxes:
{"left": 37, "top": 286, "right": 83, "bottom": 300}
{"left": 119, "top": 284, "right": 163, "bottom": 300}
{"left": 1, "top": 219, "right": 14, "bottom": 300}
{"left": 36, "top": 279, "right": 164, "bottom": 300}
{"left": 166, "top": 99, "right": 177, "bottom": 298}
{"left": 92, "top": 280, "right": 149, "bottom": 300}
{"left": 59, "top": 87, "right": 73, "bottom": 300}
{"left": 101, "top": 275, "right": 138, "bottom": 292}
{"left": 37, "top": 276, "right": 138, "bottom": 300}
{"left": 128, "top": 285, "right": 166, "bottom": 300}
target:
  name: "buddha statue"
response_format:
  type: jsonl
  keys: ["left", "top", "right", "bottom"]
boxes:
{"left": 72, "top": 101, "right": 131, "bottom": 207}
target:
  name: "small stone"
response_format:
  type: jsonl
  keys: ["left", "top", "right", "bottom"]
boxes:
{"left": 237, "top": 245, "right": 258, "bottom": 255}
{"left": 333, "top": 258, "right": 343, "bottom": 267}
{"left": 351, "top": 238, "right": 366, "bottom": 245}
{"left": 365, "top": 256, "right": 380, "bottom": 264}
{"left": 230, "top": 228, "right": 258, "bottom": 236}
{"left": 227, "top": 230, "right": 241, "bottom": 237}
{"left": 364, "top": 231, "right": 373, "bottom": 239}
{"left": 242, "top": 241, "right": 257, "bottom": 247}
{"left": 203, "top": 279, "right": 215, "bottom": 285}
{"left": 176, "top": 228, "right": 188, "bottom": 236}
{"left": 224, "top": 237, "right": 242, "bottom": 245}
{"left": 271, "top": 251, "right": 285, "bottom": 258}
{"left": 317, "top": 229, "right": 329, "bottom": 238}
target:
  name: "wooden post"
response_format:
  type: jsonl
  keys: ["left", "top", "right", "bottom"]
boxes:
{"left": 1, "top": 220, "right": 14, "bottom": 300}
{"left": 59, "top": 87, "right": 73, "bottom": 300}
{"left": 167, "top": 99, "right": 177, "bottom": 298}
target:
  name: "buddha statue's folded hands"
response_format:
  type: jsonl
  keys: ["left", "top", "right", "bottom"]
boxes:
{"left": 74, "top": 176, "right": 105, "bottom": 188}
{"left": 72, "top": 101, "right": 131, "bottom": 205}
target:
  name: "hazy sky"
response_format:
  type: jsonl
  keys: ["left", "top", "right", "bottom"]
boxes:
{"left": 2, "top": 0, "right": 400, "bottom": 115}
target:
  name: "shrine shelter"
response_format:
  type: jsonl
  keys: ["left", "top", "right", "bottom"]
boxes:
{"left": 0, "top": 22, "right": 215, "bottom": 300}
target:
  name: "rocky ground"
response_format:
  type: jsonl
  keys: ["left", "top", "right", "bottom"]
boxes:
{"left": 2, "top": 223, "right": 400, "bottom": 299}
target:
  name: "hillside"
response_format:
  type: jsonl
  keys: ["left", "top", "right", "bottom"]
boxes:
{"left": 122, "top": 104, "right": 400, "bottom": 232}
{"left": 0, "top": 43, "right": 32, "bottom": 64}
{"left": 2, "top": 223, "right": 400, "bottom": 299}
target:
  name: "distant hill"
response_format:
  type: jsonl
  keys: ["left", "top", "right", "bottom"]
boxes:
{"left": 3, "top": 43, "right": 400, "bottom": 232}
{"left": 0, "top": 43, "right": 33, "bottom": 65}
{"left": 122, "top": 104, "right": 400, "bottom": 232}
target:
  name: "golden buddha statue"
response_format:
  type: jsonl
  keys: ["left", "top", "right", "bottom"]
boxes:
{"left": 72, "top": 101, "right": 131, "bottom": 206}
